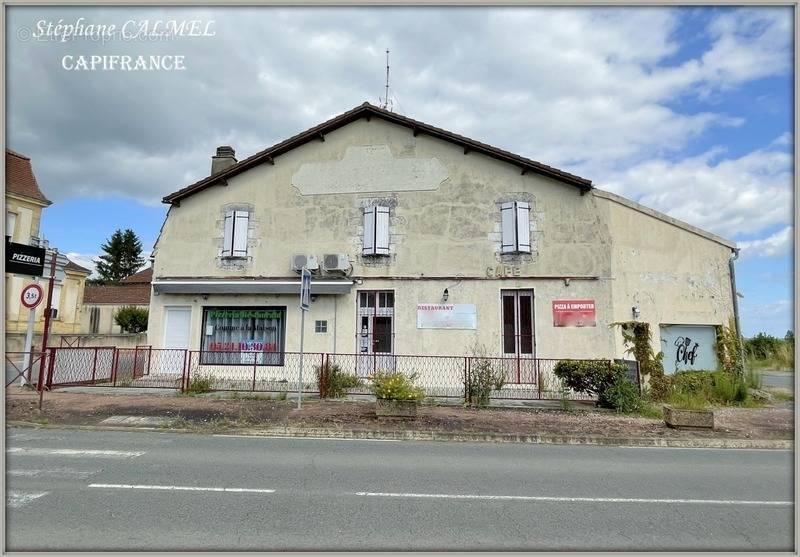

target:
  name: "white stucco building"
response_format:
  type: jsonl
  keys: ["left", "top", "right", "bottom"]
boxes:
{"left": 148, "top": 103, "right": 738, "bottom": 383}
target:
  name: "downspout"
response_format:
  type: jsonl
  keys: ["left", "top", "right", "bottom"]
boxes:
{"left": 332, "top": 295, "right": 337, "bottom": 355}
{"left": 729, "top": 248, "right": 746, "bottom": 375}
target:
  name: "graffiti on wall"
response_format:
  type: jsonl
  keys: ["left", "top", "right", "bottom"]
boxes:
{"left": 660, "top": 325, "right": 718, "bottom": 373}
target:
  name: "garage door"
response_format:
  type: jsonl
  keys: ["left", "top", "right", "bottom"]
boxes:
{"left": 660, "top": 324, "right": 718, "bottom": 374}
{"left": 163, "top": 307, "right": 192, "bottom": 349}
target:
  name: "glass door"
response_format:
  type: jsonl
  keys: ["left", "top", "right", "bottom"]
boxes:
{"left": 501, "top": 290, "right": 535, "bottom": 384}
{"left": 356, "top": 291, "right": 395, "bottom": 376}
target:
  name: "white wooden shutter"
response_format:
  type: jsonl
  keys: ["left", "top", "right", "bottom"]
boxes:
{"left": 232, "top": 211, "right": 249, "bottom": 257}
{"left": 374, "top": 206, "right": 390, "bottom": 255}
{"left": 363, "top": 207, "right": 376, "bottom": 255}
{"left": 500, "top": 202, "right": 516, "bottom": 253}
{"left": 222, "top": 210, "right": 234, "bottom": 257}
{"left": 515, "top": 202, "right": 531, "bottom": 253}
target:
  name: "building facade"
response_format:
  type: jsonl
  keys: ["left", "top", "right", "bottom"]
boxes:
{"left": 149, "top": 104, "right": 737, "bottom": 375}
{"left": 5, "top": 149, "right": 91, "bottom": 350}
{"left": 81, "top": 267, "right": 152, "bottom": 335}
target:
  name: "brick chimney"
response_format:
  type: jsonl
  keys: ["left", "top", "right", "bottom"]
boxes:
{"left": 211, "top": 146, "right": 236, "bottom": 175}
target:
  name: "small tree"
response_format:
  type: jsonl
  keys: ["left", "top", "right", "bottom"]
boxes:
{"left": 94, "top": 229, "right": 145, "bottom": 284}
{"left": 115, "top": 306, "right": 149, "bottom": 333}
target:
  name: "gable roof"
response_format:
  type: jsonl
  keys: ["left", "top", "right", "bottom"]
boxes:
{"left": 119, "top": 267, "right": 153, "bottom": 284}
{"left": 163, "top": 102, "right": 592, "bottom": 205}
{"left": 64, "top": 259, "right": 92, "bottom": 275}
{"left": 6, "top": 149, "right": 52, "bottom": 205}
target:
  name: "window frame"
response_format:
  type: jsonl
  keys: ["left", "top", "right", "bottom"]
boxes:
{"left": 500, "top": 201, "right": 532, "bottom": 254}
{"left": 199, "top": 306, "right": 287, "bottom": 366}
{"left": 221, "top": 210, "right": 250, "bottom": 259}
{"left": 362, "top": 206, "right": 390, "bottom": 256}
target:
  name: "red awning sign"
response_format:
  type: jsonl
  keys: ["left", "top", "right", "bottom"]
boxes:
{"left": 552, "top": 299, "right": 596, "bottom": 327}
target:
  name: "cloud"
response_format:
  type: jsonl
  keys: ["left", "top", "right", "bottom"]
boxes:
{"left": 598, "top": 139, "right": 793, "bottom": 238}
{"left": 5, "top": 5, "right": 792, "bottom": 213}
{"left": 738, "top": 227, "right": 793, "bottom": 259}
{"left": 66, "top": 252, "right": 98, "bottom": 276}
{"left": 739, "top": 299, "right": 793, "bottom": 337}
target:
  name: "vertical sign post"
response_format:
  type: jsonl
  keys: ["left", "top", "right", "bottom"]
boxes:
{"left": 297, "top": 268, "right": 311, "bottom": 409}
{"left": 20, "top": 282, "right": 44, "bottom": 385}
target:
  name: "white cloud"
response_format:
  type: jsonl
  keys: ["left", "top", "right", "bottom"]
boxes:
{"left": 740, "top": 299, "right": 793, "bottom": 337}
{"left": 738, "top": 227, "right": 794, "bottom": 258}
{"left": 598, "top": 139, "right": 793, "bottom": 238}
{"left": 66, "top": 253, "right": 98, "bottom": 276}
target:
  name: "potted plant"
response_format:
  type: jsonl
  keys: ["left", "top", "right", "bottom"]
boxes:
{"left": 370, "top": 370, "right": 425, "bottom": 418}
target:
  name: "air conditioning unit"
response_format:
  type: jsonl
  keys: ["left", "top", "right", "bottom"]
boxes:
{"left": 291, "top": 254, "right": 319, "bottom": 273}
{"left": 322, "top": 253, "right": 350, "bottom": 274}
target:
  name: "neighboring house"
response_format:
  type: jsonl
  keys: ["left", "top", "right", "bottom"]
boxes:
{"left": 149, "top": 102, "right": 737, "bottom": 376}
{"left": 5, "top": 150, "right": 91, "bottom": 349}
{"left": 82, "top": 267, "right": 152, "bottom": 334}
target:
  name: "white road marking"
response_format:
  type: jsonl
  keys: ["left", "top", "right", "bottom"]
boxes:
{"left": 7, "top": 448, "right": 144, "bottom": 458}
{"left": 213, "top": 434, "right": 400, "bottom": 442}
{"left": 354, "top": 492, "right": 793, "bottom": 506}
{"left": 7, "top": 468, "right": 101, "bottom": 479}
{"left": 89, "top": 483, "right": 275, "bottom": 493}
{"left": 7, "top": 491, "right": 48, "bottom": 509}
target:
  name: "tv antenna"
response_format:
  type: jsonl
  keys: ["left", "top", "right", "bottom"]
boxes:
{"left": 379, "top": 49, "right": 393, "bottom": 111}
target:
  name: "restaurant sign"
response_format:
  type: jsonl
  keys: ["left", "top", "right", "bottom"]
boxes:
{"left": 552, "top": 299, "right": 596, "bottom": 327}
{"left": 417, "top": 304, "right": 477, "bottom": 330}
{"left": 5, "top": 239, "right": 45, "bottom": 277}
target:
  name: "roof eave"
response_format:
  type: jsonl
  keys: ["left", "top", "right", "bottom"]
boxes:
{"left": 162, "top": 104, "right": 592, "bottom": 205}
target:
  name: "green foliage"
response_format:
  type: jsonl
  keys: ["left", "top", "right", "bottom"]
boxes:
{"left": 370, "top": 371, "right": 425, "bottom": 401}
{"left": 553, "top": 359, "right": 627, "bottom": 400}
{"left": 667, "top": 369, "right": 749, "bottom": 408}
{"left": 94, "top": 228, "right": 145, "bottom": 284}
{"left": 744, "top": 367, "right": 763, "bottom": 390}
{"left": 715, "top": 318, "right": 744, "bottom": 376}
{"left": 611, "top": 321, "right": 669, "bottom": 401}
{"left": 466, "top": 344, "right": 506, "bottom": 407}
{"left": 742, "top": 330, "right": 794, "bottom": 371}
{"left": 186, "top": 374, "right": 214, "bottom": 394}
{"left": 601, "top": 376, "right": 643, "bottom": 413}
{"left": 671, "top": 370, "right": 714, "bottom": 395}
{"left": 316, "top": 361, "right": 361, "bottom": 398}
{"left": 114, "top": 306, "right": 149, "bottom": 333}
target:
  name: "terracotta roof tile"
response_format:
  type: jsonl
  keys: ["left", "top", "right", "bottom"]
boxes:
{"left": 119, "top": 267, "right": 153, "bottom": 284}
{"left": 84, "top": 283, "right": 151, "bottom": 305}
{"left": 6, "top": 149, "right": 51, "bottom": 205}
{"left": 64, "top": 259, "right": 92, "bottom": 274}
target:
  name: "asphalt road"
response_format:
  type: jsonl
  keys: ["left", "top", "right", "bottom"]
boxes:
{"left": 760, "top": 371, "right": 795, "bottom": 391}
{"left": 5, "top": 427, "right": 794, "bottom": 551}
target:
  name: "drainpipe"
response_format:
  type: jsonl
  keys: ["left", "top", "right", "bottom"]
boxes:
{"left": 729, "top": 249, "right": 746, "bottom": 375}
{"left": 332, "top": 295, "right": 337, "bottom": 355}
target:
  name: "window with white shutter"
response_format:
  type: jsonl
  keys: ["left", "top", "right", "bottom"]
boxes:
{"left": 500, "top": 201, "right": 531, "bottom": 254}
{"left": 222, "top": 210, "right": 250, "bottom": 258}
{"left": 363, "top": 206, "right": 390, "bottom": 256}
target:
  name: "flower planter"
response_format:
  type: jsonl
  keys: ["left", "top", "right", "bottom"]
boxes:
{"left": 375, "top": 398, "right": 418, "bottom": 418}
{"left": 663, "top": 405, "right": 714, "bottom": 429}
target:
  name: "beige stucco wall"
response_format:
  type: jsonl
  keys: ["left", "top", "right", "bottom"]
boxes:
{"left": 5, "top": 266, "right": 88, "bottom": 335}
{"left": 80, "top": 303, "right": 149, "bottom": 335}
{"left": 149, "top": 116, "right": 735, "bottom": 360}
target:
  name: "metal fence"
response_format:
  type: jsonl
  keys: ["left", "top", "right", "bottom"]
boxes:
{"left": 5, "top": 351, "right": 51, "bottom": 388}
{"left": 43, "top": 346, "right": 637, "bottom": 401}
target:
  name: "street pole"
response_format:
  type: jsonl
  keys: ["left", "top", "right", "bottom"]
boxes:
{"left": 297, "top": 308, "right": 305, "bottom": 410}
{"left": 36, "top": 249, "right": 58, "bottom": 407}
{"left": 21, "top": 280, "right": 38, "bottom": 386}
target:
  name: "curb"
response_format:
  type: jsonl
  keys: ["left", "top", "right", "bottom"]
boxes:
{"left": 7, "top": 421, "right": 792, "bottom": 450}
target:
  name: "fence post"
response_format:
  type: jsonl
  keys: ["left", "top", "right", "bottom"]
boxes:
{"left": 252, "top": 354, "right": 257, "bottom": 392}
{"left": 45, "top": 348, "right": 56, "bottom": 390}
{"left": 185, "top": 351, "right": 192, "bottom": 392}
{"left": 181, "top": 350, "right": 189, "bottom": 393}
{"left": 464, "top": 357, "right": 470, "bottom": 404}
{"left": 133, "top": 346, "right": 140, "bottom": 380}
{"left": 147, "top": 346, "right": 153, "bottom": 376}
{"left": 111, "top": 349, "right": 119, "bottom": 386}
{"left": 91, "top": 347, "right": 98, "bottom": 384}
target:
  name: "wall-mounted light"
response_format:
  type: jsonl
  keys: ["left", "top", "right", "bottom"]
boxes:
{"left": 442, "top": 288, "right": 449, "bottom": 302}
{"left": 310, "top": 295, "right": 318, "bottom": 303}
{"left": 202, "top": 293, "right": 209, "bottom": 300}
{"left": 632, "top": 306, "right": 641, "bottom": 319}
{"left": 564, "top": 278, "right": 571, "bottom": 287}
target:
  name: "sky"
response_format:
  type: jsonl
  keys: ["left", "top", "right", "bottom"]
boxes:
{"left": 6, "top": 6, "right": 795, "bottom": 338}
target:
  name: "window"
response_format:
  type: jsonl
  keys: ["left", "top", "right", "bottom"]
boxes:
{"left": 500, "top": 202, "right": 531, "bottom": 253}
{"left": 90, "top": 306, "right": 100, "bottom": 333}
{"left": 315, "top": 320, "right": 327, "bottom": 333}
{"left": 6, "top": 212, "right": 16, "bottom": 240}
{"left": 200, "top": 307, "right": 286, "bottom": 365}
{"left": 362, "top": 206, "right": 390, "bottom": 256}
{"left": 502, "top": 290, "right": 534, "bottom": 356}
{"left": 222, "top": 210, "right": 249, "bottom": 258}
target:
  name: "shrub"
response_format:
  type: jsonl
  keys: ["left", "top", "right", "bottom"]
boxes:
{"left": 601, "top": 376, "right": 642, "bottom": 413}
{"left": 612, "top": 321, "right": 669, "bottom": 400}
{"left": 553, "top": 359, "right": 627, "bottom": 406}
{"left": 114, "top": 306, "right": 149, "bottom": 333}
{"left": 186, "top": 373, "right": 214, "bottom": 394}
{"left": 316, "top": 362, "right": 361, "bottom": 398}
{"left": 671, "top": 370, "right": 714, "bottom": 396}
{"left": 466, "top": 345, "right": 506, "bottom": 407}
{"left": 370, "top": 371, "right": 425, "bottom": 401}
{"left": 716, "top": 318, "right": 744, "bottom": 376}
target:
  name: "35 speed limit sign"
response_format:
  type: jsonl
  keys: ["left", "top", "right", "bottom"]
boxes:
{"left": 21, "top": 284, "right": 44, "bottom": 309}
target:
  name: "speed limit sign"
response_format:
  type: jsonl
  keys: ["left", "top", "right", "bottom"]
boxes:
{"left": 21, "top": 283, "right": 44, "bottom": 309}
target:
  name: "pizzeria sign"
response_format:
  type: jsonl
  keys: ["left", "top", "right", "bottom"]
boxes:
{"left": 552, "top": 299, "right": 596, "bottom": 327}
